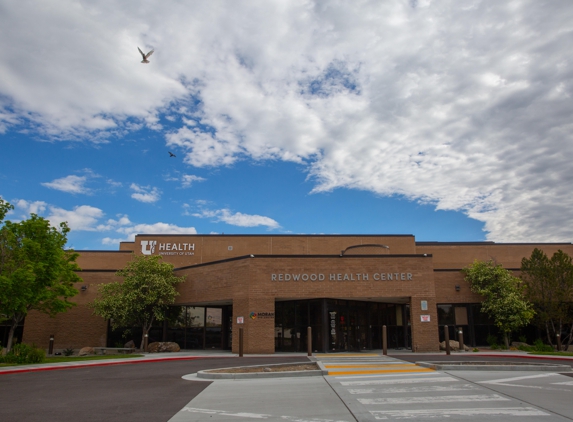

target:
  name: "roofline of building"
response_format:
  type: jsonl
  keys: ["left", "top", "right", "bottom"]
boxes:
{"left": 134, "top": 233, "right": 415, "bottom": 238}
{"left": 416, "top": 241, "right": 572, "bottom": 246}
{"left": 174, "top": 253, "right": 433, "bottom": 271}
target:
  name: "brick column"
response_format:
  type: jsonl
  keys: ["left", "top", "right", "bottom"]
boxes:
{"left": 410, "top": 297, "right": 439, "bottom": 352}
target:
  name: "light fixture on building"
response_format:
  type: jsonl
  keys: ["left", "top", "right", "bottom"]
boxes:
{"left": 455, "top": 285, "right": 461, "bottom": 292}
{"left": 81, "top": 285, "right": 88, "bottom": 292}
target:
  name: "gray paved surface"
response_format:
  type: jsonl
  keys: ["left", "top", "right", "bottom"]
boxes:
{"left": 2, "top": 350, "right": 573, "bottom": 421}
{"left": 170, "top": 377, "right": 355, "bottom": 422}
{"left": 0, "top": 356, "right": 309, "bottom": 422}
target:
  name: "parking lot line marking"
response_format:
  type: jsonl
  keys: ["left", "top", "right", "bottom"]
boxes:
{"left": 335, "top": 372, "right": 440, "bottom": 380}
{"left": 359, "top": 394, "right": 510, "bottom": 404}
{"left": 348, "top": 384, "right": 477, "bottom": 394}
{"left": 340, "top": 376, "right": 458, "bottom": 386}
{"left": 479, "top": 373, "right": 559, "bottom": 385}
{"left": 369, "top": 407, "right": 550, "bottom": 419}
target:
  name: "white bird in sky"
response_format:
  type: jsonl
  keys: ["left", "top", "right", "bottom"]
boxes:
{"left": 138, "top": 47, "right": 154, "bottom": 63}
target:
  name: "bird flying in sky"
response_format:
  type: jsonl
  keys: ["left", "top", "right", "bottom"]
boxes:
{"left": 169, "top": 151, "right": 176, "bottom": 157}
{"left": 138, "top": 47, "right": 154, "bottom": 63}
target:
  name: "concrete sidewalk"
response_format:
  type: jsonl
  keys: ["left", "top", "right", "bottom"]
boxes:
{"left": 171, "top": 352, "right": 573, "bottom": 422}
{"left": 171, "top": 376, "right": 356, "bottom": 422}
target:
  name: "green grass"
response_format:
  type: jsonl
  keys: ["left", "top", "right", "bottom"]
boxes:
{"left": 0, "top": 354, "right": 144, "bottom": 367}
{"left": 528, "top": 351, "right": 573, "bottom": 357}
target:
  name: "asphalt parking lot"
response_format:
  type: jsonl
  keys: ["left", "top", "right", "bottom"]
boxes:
{"left": 2, "top": 353, "right": 573, "bottom": 422}
{"left": 0, "top": 356, "right": 309, "bottom": 422}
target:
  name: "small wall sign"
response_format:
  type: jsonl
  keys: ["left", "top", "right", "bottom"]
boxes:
{"left": 421, "top": 300, "right": 428, "bottom": 311}
{"left": 237, "top": 316, "right": 244, "bottom": 324}
{"left": 420, "top": 315, "right": 431, "bottom": 322}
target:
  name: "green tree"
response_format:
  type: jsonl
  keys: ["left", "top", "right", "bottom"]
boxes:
{"left": 0, "top": 203, "right": 80, "bottom": 352}
{"left": 521, "top": 248, "right": 573, "bottom": 350}
{"left": 463, "top": 260, "right": 535, "bottom": 349}
{"left": 90, "top": 255, "right": 184, "bottom": 350}
{"left": 0, "top": 198, "right": 12, "bottom": 221}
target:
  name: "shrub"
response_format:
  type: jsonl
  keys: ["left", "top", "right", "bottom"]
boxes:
{"left": 63, "top": 347, "right": 74, "bottom": 357}
{"left": 0, "top": 343, "right": 46, "bottom": 364}
{"left": 533, "top": 339, "right": 554, "bottom": 352}
{"left": 486, "top": 334, "right": 501, "bottom": 349}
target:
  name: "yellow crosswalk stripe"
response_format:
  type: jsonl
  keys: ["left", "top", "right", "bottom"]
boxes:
{"left": 324, "top": 364, "right": 418, "bottom": 369}
{"left": 328, "top": 368, "right": 435, "bottom": 376}
{"left": 314, "top": 353, "right": 379, "bottom": 358}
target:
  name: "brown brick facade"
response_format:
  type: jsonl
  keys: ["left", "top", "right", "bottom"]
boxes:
{"left": 20, "top": 235, "right": 573, "bottom": 353}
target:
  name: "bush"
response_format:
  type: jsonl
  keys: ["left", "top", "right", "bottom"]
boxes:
{"left": 533, "top": 339, "right": 554, "bottom": 352}
{"left": 486, "top": 334, "right": 501, "bottom": 349}
{"left": 519, "top": 339, "right": 555, "bottom": 353}
{"left": 63, "top": 347, "right": 74, "bottom": 357}
{"left": 0, "top": 343, "right": 46, "bottom": 364}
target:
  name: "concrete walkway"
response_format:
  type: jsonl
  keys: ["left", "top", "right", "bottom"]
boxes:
{"left": 3, "top": 350, "right": 573, "bottom": 421}
{"left": 172, "top": 352, "right": 573, "bottom": 422}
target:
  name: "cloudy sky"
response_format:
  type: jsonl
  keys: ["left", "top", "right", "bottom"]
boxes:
{"left": 1, "top": 0, "right": 572, "bottom": 250}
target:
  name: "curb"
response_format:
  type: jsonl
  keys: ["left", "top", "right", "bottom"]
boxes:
{"left": 416, "top": 361, "right": 573, "bottom": 372}
{"left": 0, "top": 356, "right": 202, "bottom": 375}
{"left": 197, "top": 361, "right": 328, "bottom": 380}
{"left": 0, "top": 355, "right": 312, "bottom": 376}
{"left": 478, "top": 353, "right": 573, "bottom": 361}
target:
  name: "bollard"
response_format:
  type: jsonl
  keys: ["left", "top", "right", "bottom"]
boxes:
{"left": 382, "top": 325, "right": 387, "bottom": 356}
{"left": 444, "top": 325, "right": 451, "bottom": 355}
{"left": 239, "top": 327, "right": 244, "bottom": 357}
{"left": 48, "top": 335, "right": 55, "bottom": 355}
{"left": 307, "top": 326, "right": 312, "bottom": 357}
{"left": 144, "top": 333, "right": 149, "bottom": 352}
{"left": 556, "top": 334, "right": 562, "bottom": 351}
{"left": 458, "top": 329, "right": 464, "bottom": 352}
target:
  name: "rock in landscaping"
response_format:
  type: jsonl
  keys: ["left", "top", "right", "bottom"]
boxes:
{"left": 147, "top": 342, "right": 181, "bottom": 353}
{"left": 79, "top": 347, "right": 95, "bottom": 356}
{"left": 439, "top": 340, "right": 470, "bottom": 352}
{"left": 124, "top": 340, "right": 136, "bottom": 349}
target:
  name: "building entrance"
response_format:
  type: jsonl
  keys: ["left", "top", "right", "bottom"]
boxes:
{"left": 275, "top": 299, "right": 411, "bottom": 353}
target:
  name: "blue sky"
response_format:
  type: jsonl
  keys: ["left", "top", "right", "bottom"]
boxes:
{"left": 1, "top": 1, "right": 572, "bottom": 250}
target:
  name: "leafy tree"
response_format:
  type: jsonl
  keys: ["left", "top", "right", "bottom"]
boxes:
{"left": 521, "top": 248, "right": 573, "bottom": 350}
{"left": 0, "top": 198, "right": 12, "bottom": 222}
{"left": 463, "top": 260, "right": 535, "bottom": 349}
{"left": 0, "top": 203, "right": 80, "bottom": 352}
{"left": 90, "top": 255, "right": 184, "bottom": 350}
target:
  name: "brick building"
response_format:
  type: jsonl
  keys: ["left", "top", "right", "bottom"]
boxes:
{"left": 14, "top": 234, "right": 573, "bottom": 354}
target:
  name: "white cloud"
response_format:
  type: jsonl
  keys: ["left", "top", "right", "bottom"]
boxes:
{"left": 181, "top": 174, "right": 206, "bottom": 188}
{"left": 130, "top": 183, "right": 161, "bottom": 203}
{"left": 194, "top": 208, "right": 280, "bottom": 229}
{"left": 101, "top": 220, "right": 198, "bottom": 245}
{"left": 46, "top": 205, "right": 104, "bottom": 231}
{"left": 42, "top": 175, "right": 90, "bottom": 194}
{"left": 13, "top": 199, "right": 47, "bottom": 216}
{"left": 112, "top": 222, "right": 197, "bottom": 243}
{"left": 2, "top": 2, "right": 573, "bottom": 241}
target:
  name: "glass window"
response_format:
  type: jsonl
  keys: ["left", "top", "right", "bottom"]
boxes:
{"left": 206, "top": 308, "right": 222, "bottom": 327}
{"left": 437, "top": 304, "right": 455, "bottom": 325}
{"left": 188, "top": 307, "right": 204, "bottom": 327}
{"left": 470, "top": 304, "right": 493, "bottom": 325}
